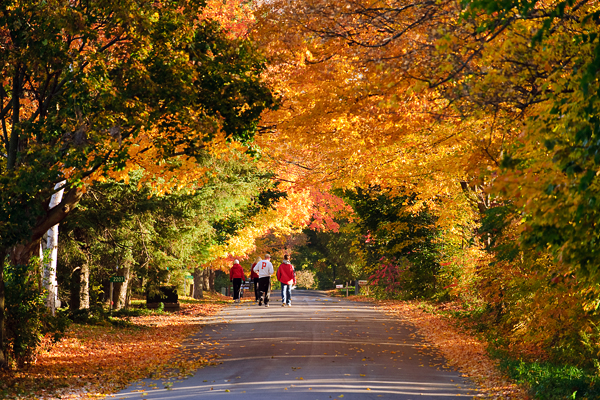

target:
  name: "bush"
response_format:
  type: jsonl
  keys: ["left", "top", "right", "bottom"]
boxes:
{"left": 146, "top": 285, "right": 178, "bottom": 303}
{"left": 296, "top": 270, "right": 316, "bottom": 289}
{"left": 214, "top": 270, "right": 230, "bottom": 294}
{"left": 4, "top": 262, "right": 69, "bottom": 368}
{"left": 500, "top": 358, "right": 600, "bottom": 399}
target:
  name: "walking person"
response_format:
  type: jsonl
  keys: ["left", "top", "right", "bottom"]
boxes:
{"left": 253, "top": 253, "right": 274, "bottom": 307}
{"left": 250, "top": 257, "right": 261, "bottom": 303}
{"left": 276, "top": 254, "right": 296, "bottom": 307}
{"left": 229, "top": 259, "right": 245, "bottom": 303}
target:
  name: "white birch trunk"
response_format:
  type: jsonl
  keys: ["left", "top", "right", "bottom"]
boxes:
{"left": 42, "top": 181, "right": 66, "bottom": 315}
{"left": 79, "top": 263, "right": 90, "bottom": 309}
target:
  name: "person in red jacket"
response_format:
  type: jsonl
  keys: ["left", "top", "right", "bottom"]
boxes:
{"left": 276, "top": 254, "right": 296, "bottom": 307}
{"left": 250, "top": 257, "right": 261, "bottom": 302}
{"left": 229, "top": 260, "right": 245, "bottom": 303}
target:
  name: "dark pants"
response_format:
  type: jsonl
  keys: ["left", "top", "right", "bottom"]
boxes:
{"left": 257, "top": 277, "right": 271, "bottom": 305}
{"left": 232, "top": 278, "right": 242, "bottom": 300}
{"left": 253, "top": 277, "right": 260, "bottom": 301}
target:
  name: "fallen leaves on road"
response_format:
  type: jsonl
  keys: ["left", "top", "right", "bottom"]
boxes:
{"left": 373, "top": 299, "right": 530, "bottom": 399}
{"left": 0, "top": 295, "right": 226, "bottom": 399}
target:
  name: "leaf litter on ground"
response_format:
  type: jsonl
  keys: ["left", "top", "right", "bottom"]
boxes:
{"left": 346, "top": 295, "right": 530, "bottom": 399}
{"left": 0, "top": 294, "right": 227, "bottom": 399}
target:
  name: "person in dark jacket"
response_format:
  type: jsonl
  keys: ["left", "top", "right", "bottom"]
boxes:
{"left": 276, "top": 254, "right": 296, "bottom": 307}
{"left": 229, "top": 260, "right": 245, "bottom": 303}
{"left": 250, "top": 257, "right": 261, "bottom": 302}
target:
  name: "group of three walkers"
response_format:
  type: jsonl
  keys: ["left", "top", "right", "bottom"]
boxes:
{"left": 229, "top": 254, "right": 297, "bottom": 307}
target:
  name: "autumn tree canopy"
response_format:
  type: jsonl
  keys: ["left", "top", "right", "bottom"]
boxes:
{"left": 0, "top": 0, "right": 274, "bottom": 369}
{"left": 2, "top": 0, "right": 600, "bottom": 378}
{"left": 249, "top": 0, "right": 600, "bottom": 368}
{"left": 0, "top": 0, "right": 274, "bottom": 264}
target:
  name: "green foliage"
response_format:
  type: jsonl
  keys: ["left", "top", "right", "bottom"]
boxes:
{"left": 474, "top": 201, "right": 600, "bottom": 369}
{"left": 4, "top": 261, "right": 69, "bottom": 368}
{"left": 467, "top": 0, "right": 600, "bottom": 289}
{"left": 292, "top": 188, "right": 441, "bottom": 297}
{"left": 213, "top": 183, "right": 287, "bottom": 244}
{"left": 214, "top": 271, "right": 230, "bottom": 294}
{"left": 0, "top": 0, "right": 275, "bottom": 366}
{"left": 59, "top": 156, "right": 273, "bottom": 305}
{"left": 344, "top": 188, "right": 441, "bottom": 299}
{"left": 499, "top": 357, "right": 600, "bottom": 399}
{"left": 0, "top": 0, "right": 275, "bottom": 256}
{"left": 271, "top": 279, "right": 281, "bottom": 291}
{"left": 293, "top": 226, "right": 360, "bottom": 289}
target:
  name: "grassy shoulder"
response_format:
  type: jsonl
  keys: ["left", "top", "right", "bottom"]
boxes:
{"left": 498, "top": 357, "right": 600, "bottom": 400}
{"left": 0, "top": 293, "right": 229, "bottom": 399}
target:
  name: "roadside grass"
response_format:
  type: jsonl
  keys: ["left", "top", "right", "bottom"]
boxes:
{"left": 0, "top": 293, "right": 228, "bottom": 399}
{"left": 498, "top": 358, "right": 600, "bottom": 400}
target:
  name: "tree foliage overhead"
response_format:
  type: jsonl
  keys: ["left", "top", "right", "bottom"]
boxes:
{"left": 0, "top": 0, "right": 275, "bottom": 261}
{"left": 58, "top": 151, "right": 276, "bottom": 307}
{"left": 252, "top": 0, "right": 600, "bottom": 367}
{"left": 0, "top": 0, "right": 275, "bottom": 370}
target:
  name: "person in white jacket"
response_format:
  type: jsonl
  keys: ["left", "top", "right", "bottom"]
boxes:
{"left": 253, "top": 253, "right": 274, "bottom": 307}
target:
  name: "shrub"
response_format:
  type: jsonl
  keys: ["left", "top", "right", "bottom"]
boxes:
{"left": 4, "top": 262, "right": 69, "bottom": 368}
{"left": 296, "top": 270, "right": 316, "bottom": 289}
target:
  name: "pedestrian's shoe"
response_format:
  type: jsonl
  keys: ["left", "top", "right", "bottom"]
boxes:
{"left": 265, "top": 304, "right": 269, "bottom": 307}
{"left": 287, "top": 303, "right": 292, "bottom": 307}
{"left": 258, "top": 302, "right": 262, "bottom": 306}
{"left": 281, "top": 303, "right": 286, "bottom": 307}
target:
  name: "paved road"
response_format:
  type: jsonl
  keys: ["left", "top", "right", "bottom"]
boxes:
{"left": 114, "top": 290, "right": 477, "bottom": 399}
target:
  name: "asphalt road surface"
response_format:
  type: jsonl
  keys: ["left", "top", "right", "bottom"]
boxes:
{"left": 113, "top": 290, "right": 477, "bottom": 399}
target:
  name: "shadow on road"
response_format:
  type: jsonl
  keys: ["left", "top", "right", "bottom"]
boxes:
{"left": 114, "top": 290, "right": 477, "bottom": 399}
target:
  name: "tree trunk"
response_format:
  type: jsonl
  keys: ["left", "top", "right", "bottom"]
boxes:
{"left": 332, "top": 264, "right": 337, "bottom": 287}
{"left": 79, "top": 262, "right": 90, "bottom": 309}
{"left": 193, "top": 267, "right": 204, "bottom": 299}
{"left": 0, "top": 253, "right": 8, "bottom": 370}
{"left": 202, "top": 267, "right": 211, "bottom": 292}
{"left": 113, "top": 266, "right": 130, "bottom": 310}
{"left": 69, "top": 262, "right": 90, "bottom": 311}
{"left": 70, "top": 267, "right": 81, "bottom": 310}
{"left": 41, "top": 181, "right": 66, "bottom": 315}
{"left": 209, "top": 268, "right": 215, "bottom": 292}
